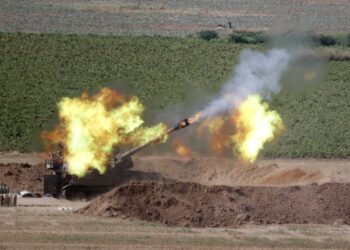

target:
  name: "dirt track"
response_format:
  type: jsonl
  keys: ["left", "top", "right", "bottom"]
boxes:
{"left": 1, "top": 0, "right": 349, "bottom": 35}
{"left": 2, "top": 199, "right": 350, "bottom": 249}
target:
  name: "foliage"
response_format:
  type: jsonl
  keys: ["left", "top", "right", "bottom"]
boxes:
{"left": 198, "top": 30, "right": 218, "bottom": 41}
{"left": 318, "top": 34, "right": 337, "bottom": 46}
{"left": 0, "top": 32, "right": 240, "bottom": 151}
{"left": 229, "top": 31, "right": 266, "bottom": 44}
{"left": 0, "top": 32, "right": 349, "bottom": 158}
{"left": 228, "top": 31, "right": 350, "bottom": 47}
{"left": 347, "top": 34, "right": 350, "bottom": 46}
{"left": 264, "top": 61, "right": 350, "bottom": 158}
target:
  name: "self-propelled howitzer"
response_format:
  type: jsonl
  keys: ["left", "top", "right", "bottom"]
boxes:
{"left": 44, "top": 115, "right": 200, "bottom": 200}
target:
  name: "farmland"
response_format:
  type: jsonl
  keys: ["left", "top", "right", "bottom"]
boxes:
{"left": 0, "top": 32, "right": 349, "bottom": 157}
{"left": 1, "top": 0, "right": 350, "bottom": 36}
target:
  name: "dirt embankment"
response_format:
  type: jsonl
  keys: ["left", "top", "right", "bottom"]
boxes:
{"left": 1, "top": 153, "right": 349, "bottom": 193}
{"left": 0, "top": 163, "right": 50, "bottom": 193}
{"left": 78, "top": 181, "right": 350, "bottom": 227}
{"left": 133, "top": 155, "right": 327, "bottom": 186}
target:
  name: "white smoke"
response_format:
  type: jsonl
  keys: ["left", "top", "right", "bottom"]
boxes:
{"left": 201, "top": 48, "right": 292, "bottom": 118}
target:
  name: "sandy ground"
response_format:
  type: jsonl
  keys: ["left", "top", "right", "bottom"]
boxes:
{"left": 0, "top": 152, "right": 46, "bottom": 165}
{"left": 1, "top": 152, "right": 350, "bottom": 187}
{"left": 1, "top": 153, "right": 350, "bottom": 248}
{"left": 132, "top": 154, "right": 350, "bottom": 186}
{"left": 0, "top": 197, "right": 350, "bottom": 249}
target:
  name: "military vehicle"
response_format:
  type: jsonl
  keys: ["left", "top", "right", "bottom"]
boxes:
{"left": 43, "top": 117, "right": 196, "bottom": 199}
{"left": 43, "top": 145, "right": 133, "bottom": 199}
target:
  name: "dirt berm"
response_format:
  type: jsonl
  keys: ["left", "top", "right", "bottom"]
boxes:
{"left": 78, "top": 181, "right": 350, "bottom": 227}
{"left": 0, "top": 163, "right": 49, "bottom": 192}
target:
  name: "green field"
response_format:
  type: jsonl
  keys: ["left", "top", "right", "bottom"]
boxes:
{"left": 0, "top": 32, "right": 349, "bottom": 157}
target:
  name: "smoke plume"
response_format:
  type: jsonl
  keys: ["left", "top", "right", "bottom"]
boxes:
{"left": 201, "top": 48, "right": 292, "bottom": 118}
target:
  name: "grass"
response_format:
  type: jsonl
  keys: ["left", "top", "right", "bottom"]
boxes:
{"left": 265, "top": 60, "right": 350, "bottom": 158}
{"left": 0, "top": 32, "right": 349, "bottom": 158}
{"left": 0, "top": 32, "right": 243, "bottom": 151}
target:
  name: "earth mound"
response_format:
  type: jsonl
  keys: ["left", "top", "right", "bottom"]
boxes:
{"left": 78, "top": 181, "right": 350, "bottom": 227}
{"left": 0, "top": 163, "right": 49, "bottom": 192}
{"left": 133, "top": 155, "right": 325, "bottom": 186}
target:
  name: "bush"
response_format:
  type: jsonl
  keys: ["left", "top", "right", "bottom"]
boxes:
{"left": 347, "top": 34, "right": 350, "bottom": 46}
{"left": 318, "top": 34, "right": 337, "bottom": 46}
{"left": 198, "top": 30, "right": 218, "bottom": 41}
{"left": 229, "top": 31, "right": 266, "bottom": 44}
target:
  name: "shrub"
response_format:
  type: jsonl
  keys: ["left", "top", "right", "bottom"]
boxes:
{"left": 198, "top": 30, "right": 218, "bottom": 41}
{"left": 347, "top": 34, "right": 350, "bottom": 46}
{"left": 318, "top": 35, "right": 337, "bottom": 46}
{"left": 327, "top": 51, "right": 350, "bottom": 61}
{"left": 229, "top": 31, "right": 266, "bottom": 44}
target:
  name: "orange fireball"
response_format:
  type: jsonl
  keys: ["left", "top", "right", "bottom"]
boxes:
{"left": 197, "top": 94, "right": 283, "bottom": 162}
{"left": 42, "top": 88, "right": 168, "bottom": 177}
{"left": 172, "top": 139, "right": 192, "bottom": 159}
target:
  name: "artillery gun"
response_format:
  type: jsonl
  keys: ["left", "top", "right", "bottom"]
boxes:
{"left": 44, "top": 117, "right": 197, "bottom": 200}
{"left": 44, "top": 146, "right": 133, "bottom": 200}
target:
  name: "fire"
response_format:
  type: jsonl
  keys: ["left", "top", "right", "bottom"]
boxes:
{"left": 172, "top": 139, "right": 192, "bottom": 158}
{"left": 188, "top": 112, "right": 201, "bottom": 124}
{"left": 196, "top": 94, "right": 283, "bottom": 162}
{"left": 197, "top": 116, "right": 230, "bottom": 155}
{"left": 42, "top": 88, "right": 167, "bottom": 177}
{"left": 232, "top": 94, "right": 283, "bottom": 162}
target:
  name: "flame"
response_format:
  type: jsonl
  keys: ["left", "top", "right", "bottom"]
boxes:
{"left": 42, "top": 88, "right": 168, "bottom": 177}
{"left": 232, "top": 94, "right": 283, "bottom": 162}
{"left": 197, "top": 116, "right": 230, "bottom": 155}
{"left": 188, "top": 112, "right": 201, "bottom": 124}
{"left": 196, "top": 94, "right": 283, "bottom": 161}
{"left": 172, "top": 139, "right": 192, "bottom": 158}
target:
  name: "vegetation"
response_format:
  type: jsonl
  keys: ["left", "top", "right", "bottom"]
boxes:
{"left": 318, "top": 34, "right": 337, "bottom": 46}
{"left": 0, "top": 32, "right": 242, "bottom": 151}
{"left": 265, "top": 60, "right": 350, "bottom": 158}
{"left": 0, "top": 32, "right": 349, "bottom": 158}
{"left": 198, "top": 30, "right": 218, "bottom": 41}
{"left": 229, "top": 31, "right": 266, "bottom": 44}
{"left": 228, "top": 31, "right": 350, "bottom": 47}
{"left": 347, "top": 34, "right": 350, "bottom": 46}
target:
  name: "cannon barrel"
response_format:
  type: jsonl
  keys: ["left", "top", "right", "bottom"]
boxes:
{"left": 116, "top": 118, "right": 192, "bottom": 161}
